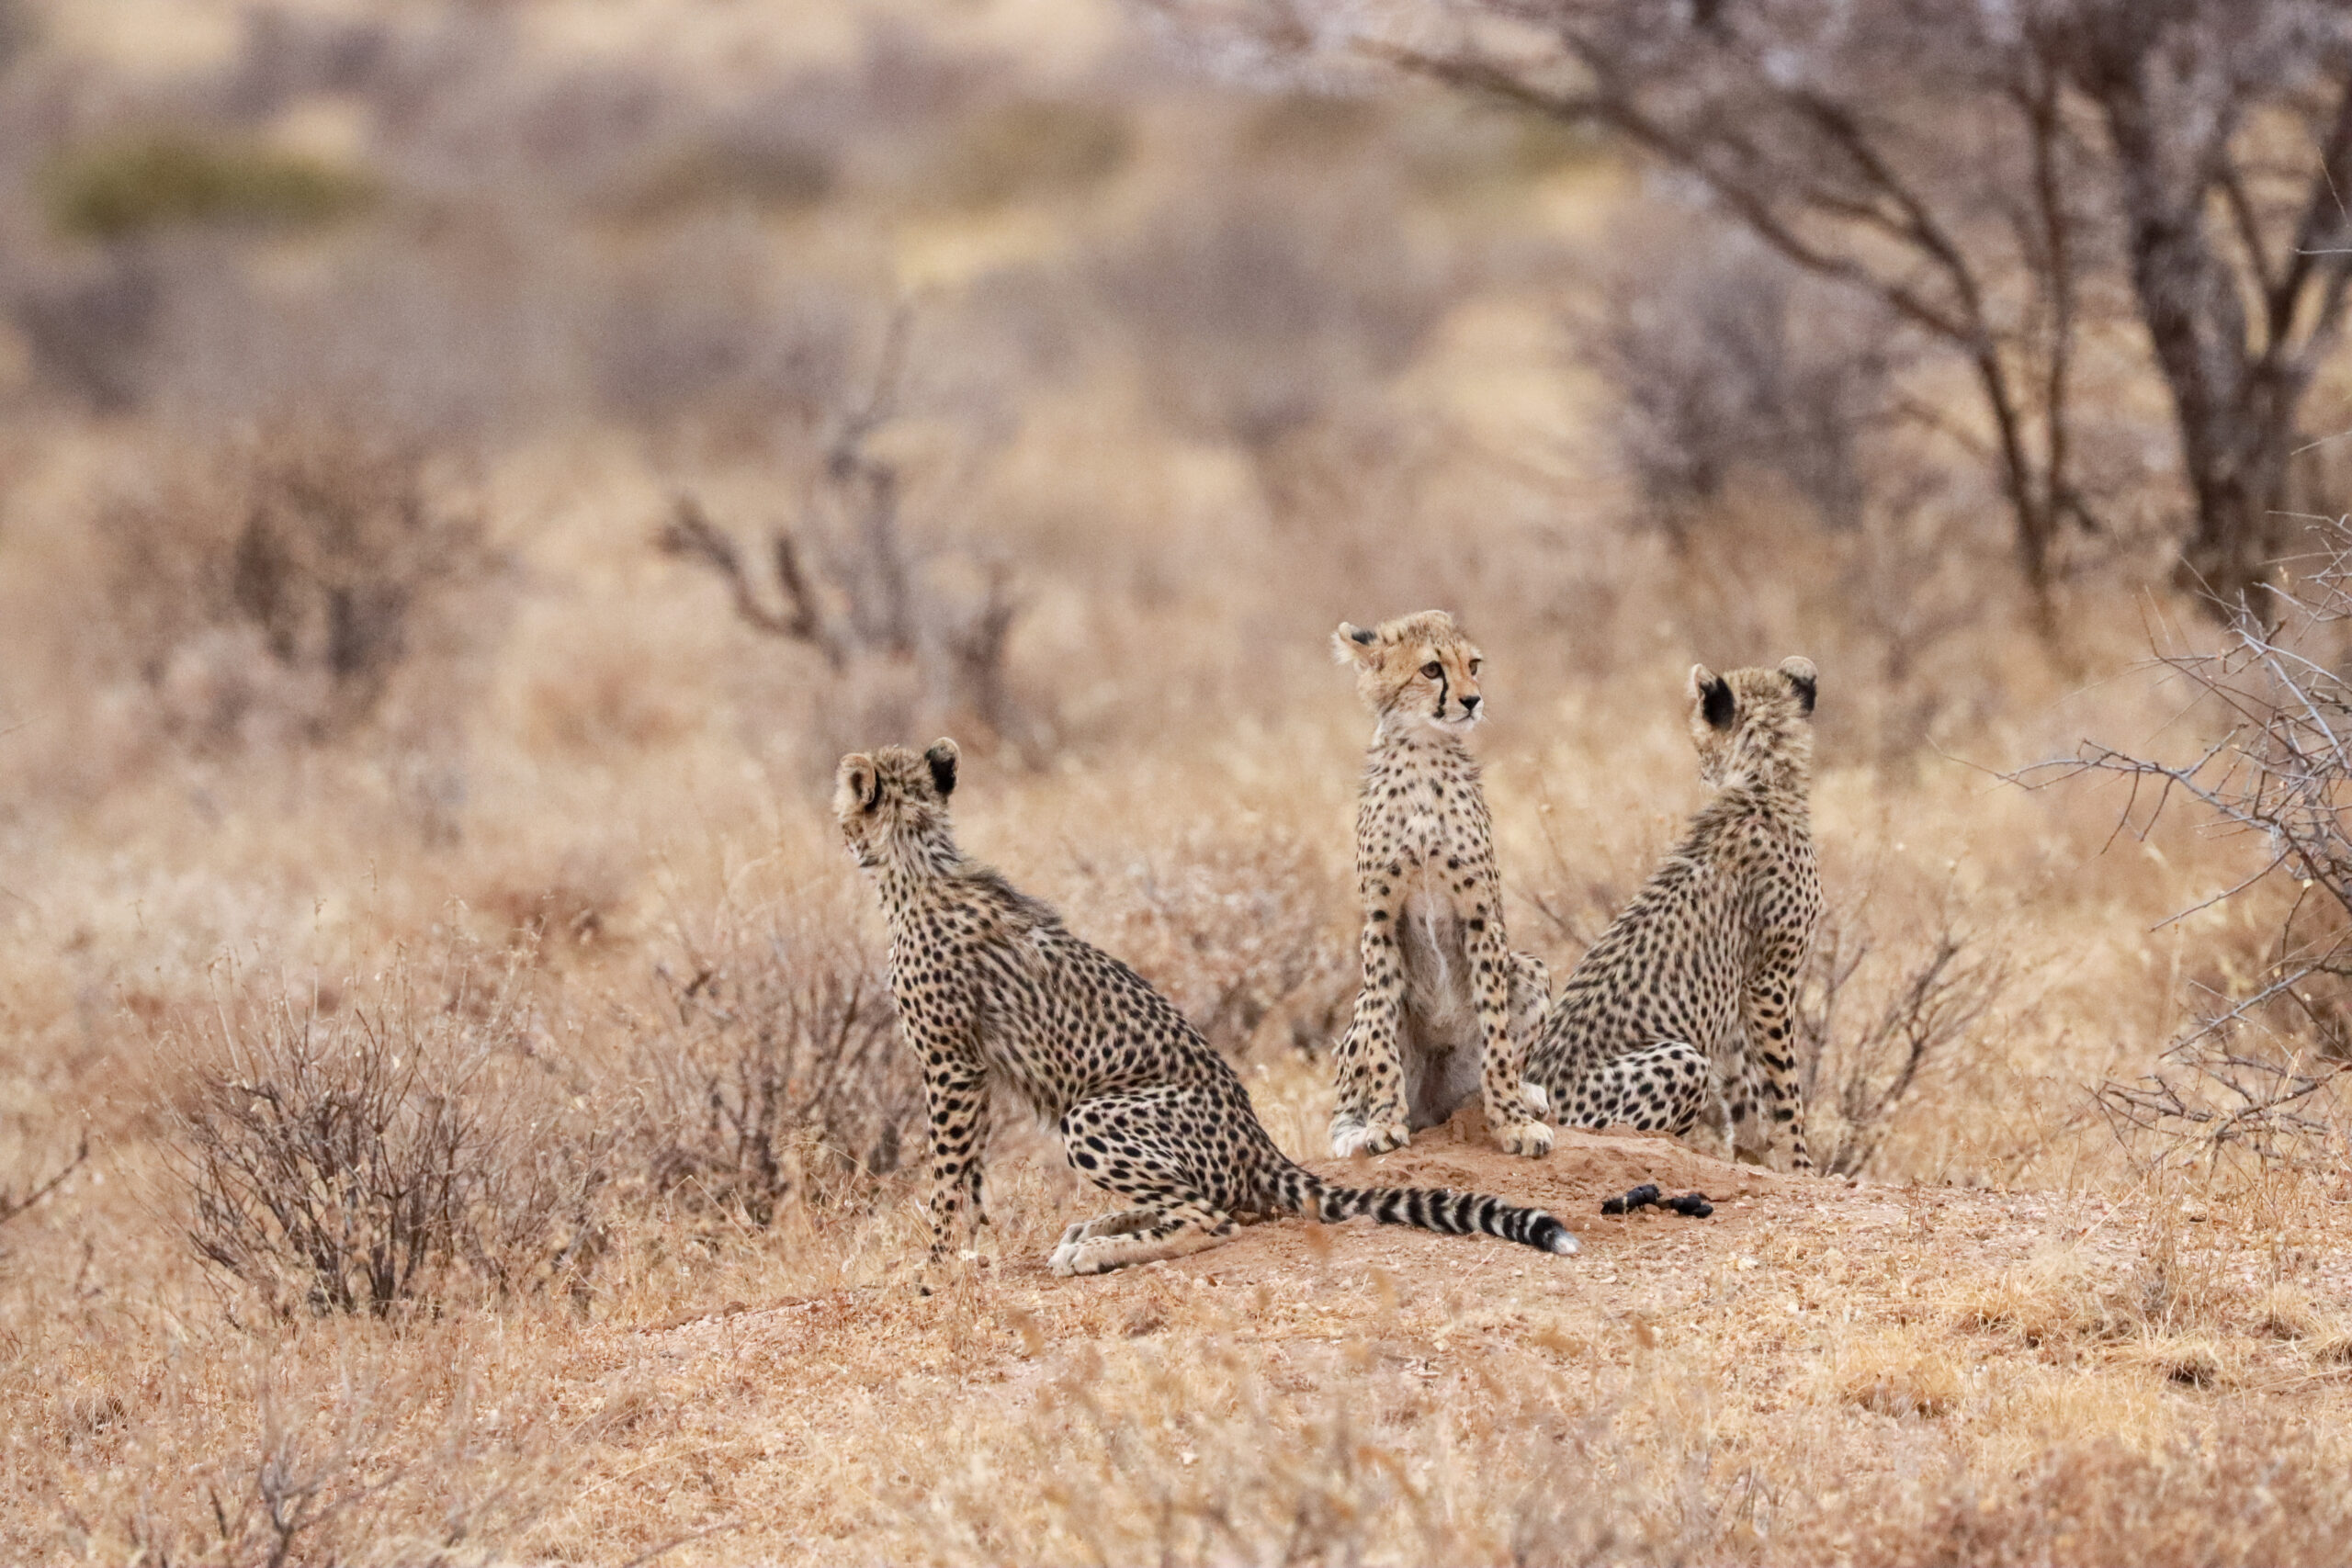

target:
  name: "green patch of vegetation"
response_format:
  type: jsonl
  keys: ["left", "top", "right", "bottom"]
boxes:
{"left": 606, "top": 139, "right": 837, "bottom": 222}
{"left": 42, "top": 133, "right": 376, "bottom": 243}
{"left": 1397, "top": 103, "right": 1607, "bottom": 193}
{"left": 922, "top": 99, "right": 1130, "bottom": 210}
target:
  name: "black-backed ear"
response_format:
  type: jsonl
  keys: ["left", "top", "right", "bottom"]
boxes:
{"left": 836, "top": 753, "right": 880, "bottom": 816}
{"left": 1779, "top": 656, "right": 1818, "bottom": 716}
{"left": 1332, "top": 622, "right": 1379, "bottom": 666}
{"left": 924, "top": 738, "right": 960, "bottom": 799}
{"left": 1690, "top": 663, "right": 1736, "bottom": 731}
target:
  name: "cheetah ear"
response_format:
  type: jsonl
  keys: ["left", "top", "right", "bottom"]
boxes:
{"left": 1690, "top": 664, "right": 1736, "bottom": 731}
{"left": 835, "top": 752, "right": 881, "bottom": 816}
{"left": 923, "top": 738, "right": 959, "bottom": 799}
{"left": 1332, "top": 622, "right": 1380, "bottom": 667}
{"left": 1779, "top": 656, "right": 1817, "bottom": 716}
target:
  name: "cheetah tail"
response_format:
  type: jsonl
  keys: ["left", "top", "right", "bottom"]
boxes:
{"left": 1276, "top": 1167, "right": 1578, "bottom": 1256}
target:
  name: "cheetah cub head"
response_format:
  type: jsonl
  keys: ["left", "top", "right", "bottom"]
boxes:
{"left": 834, "top": 738, "right": 959, "bottom": 868}
{"left": 1333, "top": 610, "right": 1486, "bottom": 739}
{"left": 1688, "top": 657, "right": 1816, "bottom": 788}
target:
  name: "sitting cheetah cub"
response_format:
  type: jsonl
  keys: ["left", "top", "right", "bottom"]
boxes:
{"left": 836, "top": 739, "right": 1578, "bottom": 1277}
{"left": 1326, "top": 611, "right": 1554, "bottom": 1160}
{"left": 1526, "top": 658, "right": 1822, "bottom": 1171}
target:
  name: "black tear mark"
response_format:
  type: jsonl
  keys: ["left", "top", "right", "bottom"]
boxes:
{"left": 1702, "top": 677, "right": 1736, "bottom": 730}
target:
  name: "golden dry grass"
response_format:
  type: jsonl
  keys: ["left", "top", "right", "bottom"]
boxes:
{"left": 0, "top": 0, "right": 2349, "bottom": 1562}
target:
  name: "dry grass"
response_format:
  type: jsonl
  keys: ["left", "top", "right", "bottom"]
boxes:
{"left": 0, "top": 0, "right": 2348, "bottom": 1562}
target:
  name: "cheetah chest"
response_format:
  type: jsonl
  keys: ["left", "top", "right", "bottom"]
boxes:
{"left": 1387, "top": 790, "right": 1484, "bottom": 1036}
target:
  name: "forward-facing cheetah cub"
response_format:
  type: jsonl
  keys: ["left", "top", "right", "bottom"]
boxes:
{"left": 836, "top": 739, "right": 1577, "bottom": 1277}
{"left": 1327, "top": 611, "right": 1554, "bottom": 1161}
{"left": 1526, "top": 658, "right": 1822, "bottom": 1171}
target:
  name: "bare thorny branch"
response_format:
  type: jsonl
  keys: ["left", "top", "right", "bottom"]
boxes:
{"left": 2014, "top": 520, "right": 2352, "bottom": 1168}
{"left": 655, "top": 310, "right": 1029, "bottom": 747}
{"left": 0, "top": 1134, "right": 87, "bottom": 1231}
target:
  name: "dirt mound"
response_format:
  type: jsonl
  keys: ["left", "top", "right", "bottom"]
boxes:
{"left": 1323, "top": 1104, "right": 1781, "bottom": 1213}
{"left": 1058, "top": 1107, "right": 1792, "bottom": 1292}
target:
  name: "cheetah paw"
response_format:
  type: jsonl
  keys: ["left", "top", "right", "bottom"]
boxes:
{"left": 1495, "top": 1118, "right": 1555, "bottom": 1158}
{"left": 1331, "top": 1116, "right": 1410, "bottom": 1157}
{"left": 1048, "top": 1237, "right": 1118, "bottom": 1277}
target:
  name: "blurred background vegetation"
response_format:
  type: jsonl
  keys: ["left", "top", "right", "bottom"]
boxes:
{"left": 0, "top": 1, "right": 2347, "bottom": 1559}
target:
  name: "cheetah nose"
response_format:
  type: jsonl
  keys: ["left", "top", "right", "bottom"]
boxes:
{"left": 1460, "top": 694, "right": 1480, "bottom": 716}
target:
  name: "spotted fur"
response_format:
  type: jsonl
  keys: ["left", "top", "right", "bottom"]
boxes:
{"left": 1326, "top": 611, "right": 1554, "bottom": 1161}
{"left": 836, "top": 739, "right": 1577, "bottom": 1277}
{"left": 1527, "top": 658, "right": 1823, "bottom": 1171}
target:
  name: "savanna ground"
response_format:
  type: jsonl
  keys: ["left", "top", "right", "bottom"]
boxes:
{"left": 0, "top": 0, "right": 2349, "bottom": 1562}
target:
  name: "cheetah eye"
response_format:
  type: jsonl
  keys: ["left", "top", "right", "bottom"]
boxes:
{"left": 1421, "top": 661, "right": 1443, "bottom": 680}
{"left": 1467, "top": 659, "right": 1481, "bottom": 675}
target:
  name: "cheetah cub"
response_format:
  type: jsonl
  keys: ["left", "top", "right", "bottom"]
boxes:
{"left": 1525, "top": 658, "right": 1822, "bottom": 1171}
{"left": 1327, "top": 611, "right": 1554, "bottom": 1161}
{"left": 836, "top": 739, "right": 1577, "bottom": 1277}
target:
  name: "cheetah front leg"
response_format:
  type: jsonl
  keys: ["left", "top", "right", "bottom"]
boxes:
{"left": 918, "top": 1055, "right": 993, "bottom": 1260}
{"left": 1739, "top": 931, "right": 1814, "bottom": 1173}
{"left": 1510, "top": 951, "right": 1554, "bottom": 1119}
{"left": 1058, "top": 1207, "right": 1156, "bottom": 1247}
{"left": 1466, "top": 897, "right": 1552, "bottom": 1157}
{"left": 1330, "top": 877, "right": 1414, "bottom": 1157}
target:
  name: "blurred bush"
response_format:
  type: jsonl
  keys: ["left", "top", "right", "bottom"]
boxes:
{"left": 921, "top": 98, "right": 1129, "bottom": 209}
{"left": 40, "top": 133, "right": 374, "bottom": 243}
{"left": 1587, "top": 224, "right": 1900, "bottom": 537}
{"left": 92, "top": 423, "right": 501, "bottom": 749}
{"left": 603, "top": 138, "right": 837, "bottom": 223}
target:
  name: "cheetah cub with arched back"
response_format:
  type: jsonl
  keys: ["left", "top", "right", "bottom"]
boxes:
{"left": 1525, "top": 658, "right": 1822, "bottom": 1171}
{"left": 1327, "top": 611, "right": 1554, "bottom": 1160}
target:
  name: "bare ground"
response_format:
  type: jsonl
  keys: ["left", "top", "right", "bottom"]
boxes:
{"left": 587, "top": 1116, "right": 2352, "bottom": 1562}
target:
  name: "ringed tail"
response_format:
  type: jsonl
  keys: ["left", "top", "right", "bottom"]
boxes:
{"left": 1277, "top": 1167, "right": 1577, "bottom": 1256}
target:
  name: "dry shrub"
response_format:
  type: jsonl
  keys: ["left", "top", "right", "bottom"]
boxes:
{"left": 1798, "top": 884, "right": 2011, "bottom": 1177}
{"left": 1853, "top": 1408, "right": 2352, "bottom": 1567}
{"left": 92, "top": 423, "right": 501, "bottom": 750}
{"left": 0, "top": 1134, "right": 86, "bottom": 1239}
{"left": 166, "top": 955, "right": 609, "bottom": 1316}
{"left": 658, "top": 312, "right": 1033, "bottom": 756}
{"left": 1955, "top": 1192, "right": 2244, "bottom": 1358}
{"left": 634, "top": 898, "right": 920, "bottom": 1225}
{"left": 1832, "top": 1327, "right": 1965, "bottom": 1418}
{"left": 2048, "top": 528, "right": 2352, "bottom": 1170}
{"left": 1585, "top": 220, "right": 1903, "bottom": 539}
{"left": 899, "top": 1337, "right": 1714, "bottom": 1565}
{"left": 1060, "top": 823, "right": 1351, "bottom": 1060}
{"left": 79, "top": 1327, "right": 583, "bottom": 1567}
